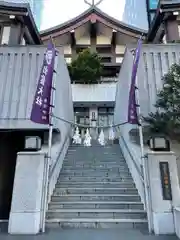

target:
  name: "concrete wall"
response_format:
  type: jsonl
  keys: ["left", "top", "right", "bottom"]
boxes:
{"left": 0, "top": 45, "right": 74, "bottom": 131}
{"left": 114, "top": 43, "right": 180, "bottom": 236}
{"left": 8, "top": 152, "right": 47, "bottom": 234}
{"left": 72, "top": 83, "right": 116, "bottom": 103}
{"left": 147, "top": 152, "right": 180, "bottom": 235}
{"left": 114, "top": 43, "right": 180, "bottom": 207}
{"left": 114, "top": 43, "right": 180, "bottom": 135}
{"left": 4, "top": 45, "right": 74, "bottom": 234}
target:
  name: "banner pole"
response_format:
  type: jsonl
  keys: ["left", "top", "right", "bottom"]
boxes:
{"left": 42, "top": 46, "right": 58, "bottom": 233}
{"left": 128, "top": 36, "right": 153, "bottom": 233}
{"left": 135, "top": 78, "right": 153, "bottom": 234}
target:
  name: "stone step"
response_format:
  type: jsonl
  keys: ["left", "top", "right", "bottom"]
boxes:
{"left": 60, "top": 172, "right": 131, "bottom": 177}
{"left": 58, "top": 177, "right": 133, "bottom": 182}
{"left": 67, "top": 148, "right": 122, "bottom": 151}
{"left": 63, "top": 163, "right": 127, "bottom": 167}
{"left": 62, "top": 167, "right": 130, "bottom": 172}
{"left": 46, "top": 218, "right": 148, "bottom": 229}
{"left": 46, "top": 209, "right": 147, "bottom": 219}
{"left": 47, "top": 144, "right": 147, "bottom": 230}
{"left": 48, "top": 201, "right": 144, "bottom": 210}
{"left": 56, "top": 182, "right": 136, "bottom": 188}
{"left": 64, "top": 157, "right": 126, "bottom": 162}
{"left": 54, "top": 187, "right": 138, "bottom": 195}
{"left": 51, "top": 194, "right": 141, "bottom": 202}
{"left": 63, "top": 160, "right": 126, "bottom": 164}
{"left": 68, "top": 146, "right": 122, "bottom": 152}
{"left": 62, "top": 164, "right": 128, "bottom": 169}
{"left": 62, "top": 169, "right": 130, "bottom": 174}
{"left": 68, "top": 149, "right": 122, "bottom": 152}
{"left": 63, "top": 161, "right": 128, "bottom": 166}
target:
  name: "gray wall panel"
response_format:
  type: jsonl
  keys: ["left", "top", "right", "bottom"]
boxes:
{"left": 0, "top": 46, "right": 73, "bottom": 130}
{"left": 115, "top": 44, "right": 180, "bottom": 125}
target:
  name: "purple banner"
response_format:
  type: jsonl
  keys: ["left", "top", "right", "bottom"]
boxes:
{"left": 30, "top": 41, "right": 56, "bottom": 125}
{"left": 128, "top": 38, "right": 142, "bottom": 124}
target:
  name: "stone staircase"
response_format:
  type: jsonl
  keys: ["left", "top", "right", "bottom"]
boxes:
{"left": 46, "top": 144, "right": 147, "bottom": 229}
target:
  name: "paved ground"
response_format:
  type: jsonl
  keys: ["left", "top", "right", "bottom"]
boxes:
{"left": 0, "top": 229, "right": 178, "bottom": 240}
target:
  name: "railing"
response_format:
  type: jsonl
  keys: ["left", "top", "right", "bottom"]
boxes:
{"left": 119, "top": 133, "right": 153, "bottom": 233}
{"left": 100, "top": 77, "right": 118, "bottom": 82}
{"left": 49, "top": 133, "right": 70, "bottom": 179}
{"left": 40, "top": 132, "right": 71, "bottom": 232}
{"left": 120, "top": 134, "right": 144, "bottom": 183}
{"left": 71, "top": 77, "right": 117, "bottom": 83}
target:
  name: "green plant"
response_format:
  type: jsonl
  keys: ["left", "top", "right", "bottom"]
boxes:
{"left": 68, "top": 48, "right": 103, "bottom": 84}
{"left": 144, "top": 63, "right": 180, "bottom": 139}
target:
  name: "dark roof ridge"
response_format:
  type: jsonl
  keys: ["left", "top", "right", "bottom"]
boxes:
{"left": 40, "top": 5, "right": 147, "bottom": 36}
{"left": 0, "top": 1, "right": 41, "bottom": 44}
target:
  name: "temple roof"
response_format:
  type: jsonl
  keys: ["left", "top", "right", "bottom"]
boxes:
{"left": 40, "top": 6, "right": 147, "bottom": 40}
{"left": 147, "top": 0, "right": 180, "bottom": 42}
{"left": 0, "top": 1, "right": 41, "bottom": 44}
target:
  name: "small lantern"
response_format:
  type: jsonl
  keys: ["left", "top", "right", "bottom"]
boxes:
{"left": 147, "top": 135, "right": 170, "bottom": 152}
{"left": 25, "top": 136, "right": 42, "bottom": 151}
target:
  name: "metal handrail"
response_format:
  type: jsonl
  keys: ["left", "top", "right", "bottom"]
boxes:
{"left": 40, "top": 133, "right": 70, "bottom": 232}
{"left": 120, "top": 135, "right": 144, "bottom": 184}
{"left": 49, "top": 133, "right": 70, "bottom": 179}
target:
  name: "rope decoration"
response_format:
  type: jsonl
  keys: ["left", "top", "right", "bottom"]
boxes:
{"left": 52, "top": 114, "right": 127, "bottom": 129}
{"left": 52, "top": 114, "right": 127, "bottom": 147}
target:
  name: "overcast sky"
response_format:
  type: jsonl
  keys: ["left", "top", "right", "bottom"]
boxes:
{"left": 41, "top": 0, "right": 125, "bottom": 30}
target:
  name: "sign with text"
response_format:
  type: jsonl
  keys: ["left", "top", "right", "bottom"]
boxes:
{"left": 30, "top": 40, "right": 56, "bottom": 125}
{"left": 159, "top": 162, "right": 172, "bottom": 201}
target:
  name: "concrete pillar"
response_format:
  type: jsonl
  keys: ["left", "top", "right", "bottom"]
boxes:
{"left": 174, "top": 207, "right": 180, "bottom": 238}
{"left": 111, "top": 45, "right": 116, "bottom": 64}
{"left": 8, "top": 152, "right": 47, "bottom": 234}
{"left": 165, "top": 20, "right": 179, "bottom": 42}
{"left": 89, "top": 107, "right": 98, "bottom": 139}
{"left": 71, "top": 46, "right": 77, "bottom": 60}
{"left": 147, "top": 152, "right": 180, "bottom": 235}
{"left": 90, "top": 37, "right": 96, "bottom": 52}
{"left": 9, "top": 24, "right": 22, "bottom": 45}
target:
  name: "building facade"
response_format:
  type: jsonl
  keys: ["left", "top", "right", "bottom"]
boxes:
{"left": 147, "top": 1, "right": 180, "bottom": 43}
{"left": 41, "top": 6, "right": 146, "bottom": 138}
{"left": 123, "top": 0, "right": 180, "bottom": 34}
{"left": 147, "top": 0, "right": 159, "bottom": 26}
{"left": 122, "top": 0, "right": 149, "bottom": 30}
{"left": 0, "top": 1, "right": 180, "bottom": 236}
{"left": 1, "top": 0, "right": 43, "bottom": 29}
{"left": 0, "top": 1, "right": 41, "bottom": 45}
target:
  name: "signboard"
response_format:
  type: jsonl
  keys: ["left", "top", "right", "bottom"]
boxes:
{"left": 159, "top": 162, "right": 172, "bottom": 200}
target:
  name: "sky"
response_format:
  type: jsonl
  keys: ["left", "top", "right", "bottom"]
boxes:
{"left": 41, "top": 0, "right": 125, "bottom": 30}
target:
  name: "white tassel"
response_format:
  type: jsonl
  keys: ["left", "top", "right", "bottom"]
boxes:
{"left": 72, "top": 127, "right": 82, "bottom": 144}
{"left": 108, "top": 125, "right": 115, "bottom": 141}
{"left": 83, "top": 128, "right": 92, "bottom": 147}
{"left": 98, "top": 129, "right": 105, "bottom": 146}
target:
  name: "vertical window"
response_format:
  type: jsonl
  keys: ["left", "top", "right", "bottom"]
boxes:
{"left": 1, "top": 26, "right": 10, "bottom": 44}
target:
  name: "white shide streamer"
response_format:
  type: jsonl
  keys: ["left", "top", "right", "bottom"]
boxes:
{"left": 83, "top": 128, "right": 92, "bottom": 147}
{"left": 72, "top": 127, "right": 82, "bottom": 144}
{"left": 98, "top": 129, "right": 105, "bottom": 146}
{"left": 108, "top": 125, "right": 115, "bottom": 141}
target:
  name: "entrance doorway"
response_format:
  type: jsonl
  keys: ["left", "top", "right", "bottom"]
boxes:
{"left": 0, "top": 131, "right": 25, "bottom": 220}
{"left": 0, "top": 130, "right": 44, "bottom": 221}
{"left": 98, "top": 107, "right": 114, "bottom": 137}
{"left": 74, "top": 107, "right": 90, "bottom": 137}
